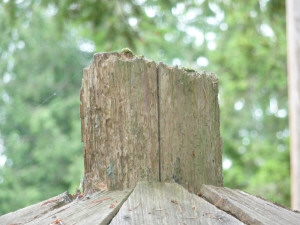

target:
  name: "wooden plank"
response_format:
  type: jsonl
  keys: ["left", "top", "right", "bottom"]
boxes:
{"left": 81, "top": 52, "right": 159, "bottom": 193}
{"left": 110, "top": 182, "right": 244, "bottom": 225}
{"left": 0, "top": 189, "right": 132, "bottom": 225}
{"left": 158, "top": 64, "right": 223, "bottom": 194}
{"left": 200, "top": 185, "right": 300, "bottom": 225}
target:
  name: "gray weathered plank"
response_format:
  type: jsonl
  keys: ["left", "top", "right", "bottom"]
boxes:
{"left": 0, "top": 192, "right": 72, "bottom": 225}
{"left": 201, "top": 185, "right": 300, "bottom": 225}
{"left": 0, "top": 189, "right": 132, "bottom": 225}
{"left": 158, "top": 64, "right": 223, "bottom": 194}
{"left": 110, "top": 182, "right": 244, "bottom": 225}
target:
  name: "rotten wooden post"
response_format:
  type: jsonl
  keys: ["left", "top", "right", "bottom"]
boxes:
{"left": 80, "top": 51, "right": 223, "bottom": 195}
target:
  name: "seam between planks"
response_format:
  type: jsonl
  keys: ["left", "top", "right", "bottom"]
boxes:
{"left": 156, "top": 65, "right": 161, "bottom": 182}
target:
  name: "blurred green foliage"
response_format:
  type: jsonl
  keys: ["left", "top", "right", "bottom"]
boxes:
{"left": 0, "top": 0, "right": 289, "bottom": 214}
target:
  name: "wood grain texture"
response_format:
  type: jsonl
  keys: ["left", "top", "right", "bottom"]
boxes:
{"left": 0, "top": 189, "right": 132, "bottom": 225}
{"left": 158, "top": 64, "right": 223, "bottom": 193}
{"left": 0, "top": 192, "right": 72, "bottom": 225}
{"left": 200, "top": 185, "right": 300, "bottom": 225}
{"left": 110, "top": 182, "right": 244, "bottom": 225}
{"left": 80, "top": 52, "right": 223, "bottom": 194}
{"left": 81, "top": 52, "right": 159, "bottom": 193}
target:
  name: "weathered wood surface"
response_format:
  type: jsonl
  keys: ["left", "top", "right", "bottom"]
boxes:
{"left": 81, "top": 52, "right": 159, "bottom": 193}
{"left": 110, "top": 182, "right": 244, "bottom": 225}
{"left": 80, "top": 52, "right": 223, "bottom": 194}
{"left": 0, "top": 192, "right": 72, "bottom": 225}
{"left": 3, "top": 183, "right": 299, "bottom": 225}
{"left": 159, "top": 64, "right": 223, "bottom": 193}
{"left": 201, "top": 185, "right": 300, "bottom": 225}
{"left": 0, "top": 189, "right": 132, "bottom": 225}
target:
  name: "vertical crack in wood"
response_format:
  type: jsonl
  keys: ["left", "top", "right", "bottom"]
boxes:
{"left": 156, "top": 65, "right": 161, "bottom": 182}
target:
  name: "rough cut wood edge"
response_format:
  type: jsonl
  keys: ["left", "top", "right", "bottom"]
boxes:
{"left": 81, "top": 52, "right": 159, "bottom": 193}
{"left": 158, "top": 63, "right": 223, "bottom": 194}
{"left": 110, "top": 181, "right": 244, "bottom": 225}
{"left": 0, "top": 189, "right": 132, "bottom": 225}
{"left": 200, "top": 185, "right": 300, "bottom": 225}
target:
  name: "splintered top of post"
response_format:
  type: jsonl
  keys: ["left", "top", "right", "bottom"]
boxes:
{"left": 81, "top": 51, "right": 222, "bottom": 194}
{"left": 86, "top": 51, "right": 219, "bottom": 88}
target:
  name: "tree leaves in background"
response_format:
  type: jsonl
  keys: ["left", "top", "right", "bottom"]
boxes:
{"left": 0, "top": 3, "right": 90, "bottom": 214}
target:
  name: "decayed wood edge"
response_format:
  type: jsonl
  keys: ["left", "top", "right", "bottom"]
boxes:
{"left": 110, "top": 181, "right": 244, "bottom": 225}
{"left": 0, "top": 189, "right": 132, "bottom": 225}
{"left": 200, "top": 185, "right": 300, "bottom": 225}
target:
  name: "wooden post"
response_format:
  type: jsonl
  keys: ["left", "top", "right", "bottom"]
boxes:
{"left": 80, "top": 52, "right": 223, "bottom": 194}
{"left": 286, "top": 0, "right": 300, "bottom": 210}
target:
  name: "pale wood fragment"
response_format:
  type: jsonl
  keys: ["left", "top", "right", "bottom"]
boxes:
{"left": 200, "top": 185, "right": 300, "bottom": 225}
{"left": 110, "top": 182, "right": 244, "bottom": 225}
{"left": 286, "top": 0, "right": 300, "bottom": 211}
